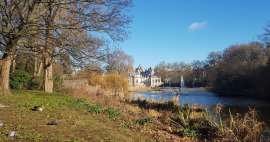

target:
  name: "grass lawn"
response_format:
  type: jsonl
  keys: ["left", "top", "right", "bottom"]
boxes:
{"left": 0, "top": 90, "right": 153, "bottom": 142}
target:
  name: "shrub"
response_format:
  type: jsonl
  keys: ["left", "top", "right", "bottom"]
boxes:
{"left": 88, "top": 72, "right": 129, "bottom": 97}
{"left": 104, "top": 73, "right": 129, "bottom": 96}
{"left": 87, "top": 104, "right": 120, "bottom": 120}
{"left": 104, "top": 107, "right": 121, "bottom": 120}
{"left": 170, "top": 105, "right": 219, "bottom": 139}
{"left": 170, "top": 105, "right": 265, "bottom": 141}
{"left": 220, "top": 108, "right": 264, "bottom": 142}
{"left": 10, "top": 70, "right": 31, "bottom": 89}
{"left": 88, "top": 73, "right": 105, "bottom": 87}
{"left": 73, "top": 98, "right": 89, "bottom": 109}
{"left": 129, "top": 99, "right": 179, "bottom": 112}
{"left": 53, "top": 75, "right": 63, "bottom": 91}
{"left": 88, "top": 104, "right": 103, "bottom": 114}
{"left": 135, "top": 117, "right": 153, "bottom": 125}
{"left": 27, "top": 75, "right": 62, "bottom": 91}
{"left": 28, "top": 76, "right": 43, "bottom": 90}
{"left": 180, "top": 128, "right": 198, "bottom": 137}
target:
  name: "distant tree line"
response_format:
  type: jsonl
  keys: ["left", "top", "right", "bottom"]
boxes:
{"left": 155, "top": 24, "right": 270, "bottom": 97}
{"left": 154, "top": 60, "right": 207, "bottom": 88}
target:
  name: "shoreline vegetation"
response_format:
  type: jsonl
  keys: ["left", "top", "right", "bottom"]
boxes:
{"left": 128, "top": 87, "right": 207, "bottom": 94}
{"left": 0, "top": 87, "right": 267, "bottom": 142}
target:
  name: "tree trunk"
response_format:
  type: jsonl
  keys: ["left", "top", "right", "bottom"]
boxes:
{"left": 0, "top": 54, "right": 12, "bottom": 95}
{"left": 11, "top": 57, "right": 16, "bottom": 73}
{"left": 37, "top": 62, "right": 43, "bottom": 77}
{"left": 42, "top": 2, "right": 55, "bottom": 93}
{"left": 43, "top": 56, "right": 53, "bottom": 93}
{"left": 34, "top": 56, "right": 43, "bottom": 77}
{"left": 34, "top": 56, "right": 38, "bottom": 77}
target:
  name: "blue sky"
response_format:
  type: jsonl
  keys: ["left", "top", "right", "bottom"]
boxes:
{"left": 120, "top": 0, "right": 270, "bottom": 67}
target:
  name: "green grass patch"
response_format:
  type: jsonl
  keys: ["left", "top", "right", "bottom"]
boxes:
{"left": 104, "top": 107, "right": 121, "bottom": 120}
{"left": 87, "top": 104, "right": 103, "bottom": 114}
{"left": 135, "top": 117, "right": 153, "bottom": 125}
{"left": 0, "top": 90, "right": 153, "bottom": 142}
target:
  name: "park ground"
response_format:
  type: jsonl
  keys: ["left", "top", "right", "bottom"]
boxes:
{"left": 0, "top": 90, "right": 265, "bottom": 142}
{"left": 0, "top": 91, "right": 153, "bottom": 142}
{"left": 0, "top": 90, "right": 195, "bottom": 142}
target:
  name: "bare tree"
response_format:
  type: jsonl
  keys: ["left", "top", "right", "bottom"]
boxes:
{"left": 106, "top": 48, "right": 133, "bottom": 75}
{"left": 262, "top": 23, "right": 270, "bottom": 48}
{"left": 35, "top": 0, "right": 131, "bottom": 92}
{"left": 0, "top": 0, "right": 41, "bottom": 95}
{"left": 1, "top": 0, "right": 132, "bottom": 93}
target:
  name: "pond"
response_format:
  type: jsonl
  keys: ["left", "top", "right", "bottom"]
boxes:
{"left": 132, "top": 88, "right": 270, "bottom": 126}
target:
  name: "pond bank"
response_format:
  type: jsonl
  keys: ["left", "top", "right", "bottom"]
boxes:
{"left": 131, "top": 88, "right": 270, "bottom": 127}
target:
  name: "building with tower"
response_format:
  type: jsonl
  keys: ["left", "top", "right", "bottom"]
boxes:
{"left": 128, "top": 65, "right": 163, "bottom": 88}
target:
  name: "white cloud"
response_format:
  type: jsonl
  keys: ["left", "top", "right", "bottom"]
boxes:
{"left": 188, "top": 21, "right": 208, "bottom": 31}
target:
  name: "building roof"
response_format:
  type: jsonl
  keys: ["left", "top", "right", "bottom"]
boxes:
{"left": 131, "top": 66, "right": 157, "bottom": 78}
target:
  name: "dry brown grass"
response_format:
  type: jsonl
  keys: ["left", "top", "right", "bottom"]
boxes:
{"left": 147, "top": 109, "right": 162, "bottom": 118}
{"left": 60, "top": 84, "right": 199, "bottom": 142}
{"left": 62, "top": 86, "right": 123, "bottom": 109}
{"left": 87, "top": 72, "right": 129, "bottom": 98}
{"left": 220, "top": 108, "right": 265, "bottom": 142}
{"left": 168, "top": 104, "right": 266, "bottom": 142}
{"left": 61, "top": 82, "right": 266, "bottom": 142}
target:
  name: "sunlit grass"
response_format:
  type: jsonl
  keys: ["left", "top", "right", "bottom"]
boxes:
{"left": 0, "top": 90, "right": 153, "bottom": 142}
